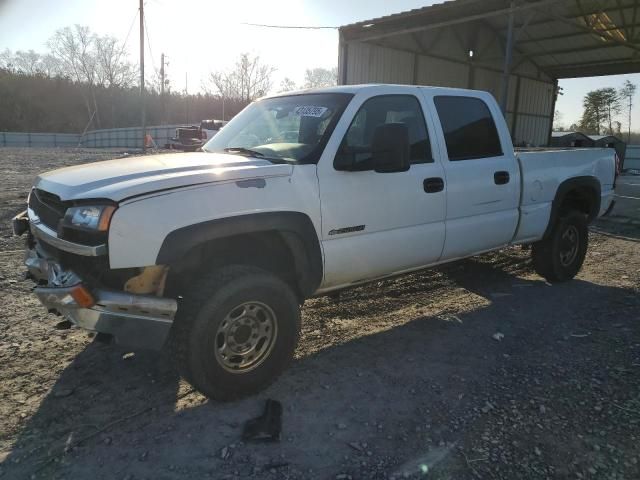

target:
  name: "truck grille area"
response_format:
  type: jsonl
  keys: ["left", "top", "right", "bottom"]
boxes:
{"left": 29, "top": 189, "right": 67, "bottom": 230}
{"left": 28, "top": 188, "right": 107, "bottom": 247}
{"left": 36, "top": 239, "right": 133, "bottom": 291}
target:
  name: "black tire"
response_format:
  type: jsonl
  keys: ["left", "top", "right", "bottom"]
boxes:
{"left": 531, "top": 210, "right": 588, "bottom": 283}
{"left": 171, "top": 265, "right": 300, "bottom": 401}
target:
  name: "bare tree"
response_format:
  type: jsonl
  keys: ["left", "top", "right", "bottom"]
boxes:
{"left": 303, "top": 66, "right": 338, "bottom": 89}
{"left": 0, "top": 49, "right": 12, "bottom": 70}
{"left": 48, "top": 25, "right": 101, "bottom": 126}
{"left": 552, "top": 110, "right": 564, "bottom": 131}
{"left": 12, "top": 50, "right": 43, "bottom": 75}
{"left": 40, "top": 54, "right": 63, "bottom": 78}
{"left": 94, "top": 35, "right": 136, "bottom": 89}
{"left": 207, "top": 53, "right": 276, "bottom": 103}
{"left": 279, "top": 77, "right": 297, "bottom": 92}
{"left": 620, "top": 80, "right": 637, "bottom": 142}
{"left": 48, "top": 25, "right": 97, "bottom": 84}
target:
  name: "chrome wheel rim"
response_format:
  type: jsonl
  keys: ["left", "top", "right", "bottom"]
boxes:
{"left": 214, "top": 301, "right": 277, "bottom": 373}
{"left": 559, "top": 225, "right": 579, "bottom": 267}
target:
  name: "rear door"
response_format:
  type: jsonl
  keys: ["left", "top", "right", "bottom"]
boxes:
{"left": 317, "top": 88, "right": 447, "bottom": 290}
{"left": 423, "top": 91, "right": 520, "bottom": 259}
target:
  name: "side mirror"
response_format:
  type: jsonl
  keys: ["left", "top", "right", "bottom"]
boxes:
{"left": 372, "top": 123, "right": 410, "bottom": 173}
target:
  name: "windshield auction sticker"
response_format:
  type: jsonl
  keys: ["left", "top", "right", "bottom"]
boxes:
{"left": 294, "top": 106, "right": 328, "bottom": 117}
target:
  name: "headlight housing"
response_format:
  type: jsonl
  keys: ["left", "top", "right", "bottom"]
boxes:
{"left": 63, "top": 205, "right": 116, "bottom": 232}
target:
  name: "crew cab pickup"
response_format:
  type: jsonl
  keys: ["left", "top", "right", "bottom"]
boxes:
{"left": 13, "top": 85, "right": 617, "bottom": 400}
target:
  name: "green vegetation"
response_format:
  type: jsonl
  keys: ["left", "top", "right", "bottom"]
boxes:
{"left": 558, "top": 81, "right": 638, "bottom": 142}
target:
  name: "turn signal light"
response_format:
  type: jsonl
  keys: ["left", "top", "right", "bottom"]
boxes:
{"left": 70, "top": 285, "right": 96, "bottom": 308}
{"left": 98, "top": 206, "right": 117, "bottom": 232}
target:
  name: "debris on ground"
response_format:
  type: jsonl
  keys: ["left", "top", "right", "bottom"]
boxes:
{"left": 242, "top": 399, "right": 282, "bottom": 443}
{"left": 54, "top": 320, "right": 72, "bottom": 330}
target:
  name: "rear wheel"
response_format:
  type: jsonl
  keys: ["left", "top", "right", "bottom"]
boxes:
{"left": 531, "top": 210, "right": 588, "bottom": 283}
{"left": 171, "top": 265, "right": 300, "bottom": 400}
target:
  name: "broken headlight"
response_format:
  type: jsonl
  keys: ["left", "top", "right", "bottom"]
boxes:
{"left": 63, "top": 205, "right": 116, "bottom": 232}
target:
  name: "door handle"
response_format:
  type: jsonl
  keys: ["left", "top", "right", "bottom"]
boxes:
{"left": 424, "top": 177, "right": 445, "bottom": 193}
{"left": 494, "top": 171, "right": 510, "bottom": 185}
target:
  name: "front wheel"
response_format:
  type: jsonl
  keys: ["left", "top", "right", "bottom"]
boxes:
{"left": 171, "top": 265, "right": 300, "bottom": 401}
{"left": 531, "top": 210, "right": 588, "bottom": 283}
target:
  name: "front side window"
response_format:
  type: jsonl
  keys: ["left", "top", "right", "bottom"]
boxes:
{"left": 203, "top": 93, "right": 353, "bottom": 164}
{"left": 433, "top": 96, "right": 503, "bottom": 161}
{"left": 337, "top": 95, "right": 432, "bottom": 171}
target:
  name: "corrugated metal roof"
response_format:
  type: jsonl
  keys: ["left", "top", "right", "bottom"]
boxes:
{"left": 589, "top": 135, "right": 623, "bottom": 141}
{"left": 340, "top": 0, "right": 640, "bottom": 79}
{"left": 552, "top": 131, "right": 580, "bottom": 137}
{"left": 341, "top": 0, "right": 467, "bottom": 30}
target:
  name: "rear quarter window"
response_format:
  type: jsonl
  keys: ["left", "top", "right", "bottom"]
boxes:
{"left": 433, "top": 96, "right": 503, "bottom": 161}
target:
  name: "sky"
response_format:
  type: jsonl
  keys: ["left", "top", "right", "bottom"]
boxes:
{"left": 1, "top": 0, "right": 639, "bottom": 131}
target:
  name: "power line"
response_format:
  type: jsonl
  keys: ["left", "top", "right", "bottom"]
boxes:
{"left": 116, "top": 8, "right": 139, "bottom": 60}
{"left": 240, "top": 22, "right": 338, "bottom": 30}
{"left": 143, "top": 11, "right": 160, "bottom": 76}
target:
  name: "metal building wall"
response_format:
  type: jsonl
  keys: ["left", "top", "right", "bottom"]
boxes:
{"left": 339, "top": 39, "right": 555, "bottom": 147}
{"left": 345, "top": 43, "right": 414, "bottom": 85}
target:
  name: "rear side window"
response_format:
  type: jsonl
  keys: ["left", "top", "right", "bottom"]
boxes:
{"left": 433, "top": 96, "right": 503, "bottom": 161}
{"left": 339, "top": 94, "right": 433, "bottom": 170}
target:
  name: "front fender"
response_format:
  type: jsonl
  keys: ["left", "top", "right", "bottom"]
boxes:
{"left": 107, "top": 166, "right": 323, "bottom": 275}
{"left": 156, "top": 212, "right": 323, "bottom": 296}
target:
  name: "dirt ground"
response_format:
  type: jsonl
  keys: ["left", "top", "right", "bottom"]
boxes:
{"left": 0, "top": 148, "right": 639, "bottom": 480}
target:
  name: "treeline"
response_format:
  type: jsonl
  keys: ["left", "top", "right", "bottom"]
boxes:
{"left": 0, "top": 68, "right": 247, "bottom": 133}
{"left": 1, "top": 23, "right": 339, "bottom": 134}
{"left": 0, "top": 24, "right": 251, "bottom": 133}
{"left": 555, "top": 81, "right": 638, "bottom": 142}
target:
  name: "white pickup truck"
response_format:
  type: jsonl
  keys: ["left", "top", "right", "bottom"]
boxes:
{"left": 13, "top": 85, "right": 617, "bottom": 400}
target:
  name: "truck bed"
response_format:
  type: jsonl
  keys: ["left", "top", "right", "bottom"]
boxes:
{"left": 512, "top": 147, "right": 616, "bottom": 244}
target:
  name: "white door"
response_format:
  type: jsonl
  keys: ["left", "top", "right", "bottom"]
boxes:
{"left": 317, "top": 90, "right": 447, "bottom": 290}
{"left": 425, "top": 92, "right": 520, "bottom": 260}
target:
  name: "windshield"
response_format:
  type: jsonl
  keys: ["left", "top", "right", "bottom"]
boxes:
{"left": 202, "top": 93, "right": 353, "bottom": 164}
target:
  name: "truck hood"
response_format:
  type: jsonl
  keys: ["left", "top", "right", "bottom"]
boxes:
{"left": 34, "top": 152, "right": 293, "bottom": 202}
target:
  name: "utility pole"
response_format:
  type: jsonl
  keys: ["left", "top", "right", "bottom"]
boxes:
{"left": 160, "top": 53, "right": 165, "bottom": 96}
{"left": 185, "top": 72, "right": 189, "bottom": 123}
{"left": 160, "top": 53, "right": 165, "bottom": 124}
{"left": 139, "top": 0, "right": 146, "bottom": 152}
{"left": 499, "top": 1, "right": 515, "bottom": 115}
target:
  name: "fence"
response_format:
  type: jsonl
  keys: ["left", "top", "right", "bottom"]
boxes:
{"left": 0, "top": 124, "right": 187, "bottom": 149}
{"left": 625, "top": 145, "right": 640, "bottom": 171}
{"left": 1, "top": 132, "right": 81, "bottom": 147}
{"left": 80, "top": 124, "right": 184, "bottom": 148}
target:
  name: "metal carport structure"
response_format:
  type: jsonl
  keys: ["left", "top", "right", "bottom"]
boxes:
{"left": 551, "top": 131, "right": 596, "bottom": 147}
{"left": 590, "top": 134, "right": 628, "bottom": 161}
{"left": 338, "top": 0, "right": 640, "bottom": 146}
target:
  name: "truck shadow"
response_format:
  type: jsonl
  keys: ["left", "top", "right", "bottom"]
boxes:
{"left": 3, "top": 254, "right": 639, "bottom": 479}
{"left": 592, "top": 219, "right": 640, "bottom": 241}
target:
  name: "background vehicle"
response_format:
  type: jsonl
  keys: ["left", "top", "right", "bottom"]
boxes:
{"left": 200, "top": 119, "right": 227, "bottom": 141}
{"left": 14, "top": 85, "right": 616, "bottom": 400}
{"left": 168, "top": 125, "right": 204, "bottom": 151}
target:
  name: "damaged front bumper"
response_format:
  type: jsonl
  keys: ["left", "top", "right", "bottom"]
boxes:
{"left": 15, "top": 212, "right": 177, "bottom": 350}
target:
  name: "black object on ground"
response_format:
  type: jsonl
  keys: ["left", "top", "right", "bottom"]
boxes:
{"left": 54, "top": 320, "right": 72, "bottom": 330}
{"left": 242, "top": 399, "right": 282, "bottom": 442}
